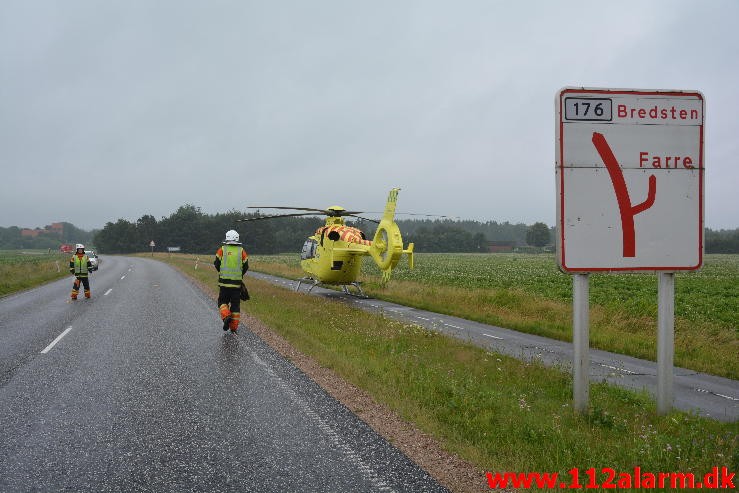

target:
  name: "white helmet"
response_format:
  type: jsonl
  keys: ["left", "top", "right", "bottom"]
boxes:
{"left": 76, "top": 243, "right": 85, "bottom": 250}
{"left": 224, "top": 230, "right": 240, "bottom": 244}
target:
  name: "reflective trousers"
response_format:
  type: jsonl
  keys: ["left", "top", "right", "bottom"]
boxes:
{"left": 71, "top": 276, "right": 90, "bottom": 299}
{"left": 218, "top": 286, "right": 241, "bottom": 330}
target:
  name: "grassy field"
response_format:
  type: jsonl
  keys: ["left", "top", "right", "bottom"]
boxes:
{"left": 155, "top": 253, "right": 737, "bottom": 491}
{"left": 0, "top": 250, "right": 71, "bottom": 296}
{"left": 247, "top": 253, "right": 739, "bottom": 380}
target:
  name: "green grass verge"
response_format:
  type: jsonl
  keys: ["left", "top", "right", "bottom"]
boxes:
{"left": 0, "top": 250, "right": 71, "bottom": 296}
{"left": 247, "top": 253, "right": 739, "bottom": 380}
{"left": 156, "top": 253, "right": 738, "bottom": 490}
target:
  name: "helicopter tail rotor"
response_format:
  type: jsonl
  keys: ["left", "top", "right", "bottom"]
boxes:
{"left": 368, "top": 188, "right": 414, "bottom": 283}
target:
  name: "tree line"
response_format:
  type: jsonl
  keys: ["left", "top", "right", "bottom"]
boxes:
{"left": 90, "top": 205, "right": 543, "bottom": 254}
{"left": 0, "top": 222, "right": 94, "bottom": 250}
{"left": 4, "top": 207, "right": 737, "bottom": 254}
{"left": 89, "top": 209, "right": 739, "bottom": 255}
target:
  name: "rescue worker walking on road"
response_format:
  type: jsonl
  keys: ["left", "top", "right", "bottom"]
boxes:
{"left": 214, "top": 230, "right": 248, "bottom": 333}
{"left": 69, "top": 243, "right": 93, "bottom": 300}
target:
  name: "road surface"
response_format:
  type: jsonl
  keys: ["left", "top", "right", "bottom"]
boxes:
{"left": 0, "top": 256, "right": 448, "bottom": 492}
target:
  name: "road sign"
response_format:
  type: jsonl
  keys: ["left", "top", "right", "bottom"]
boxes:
{"left": 149, "top": 241, "right": 155, "bottom": 247}
{"left": 556, "top": 87, "right": 704, "bottom": 272}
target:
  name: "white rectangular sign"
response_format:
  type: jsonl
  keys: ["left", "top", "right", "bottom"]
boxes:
{"left": 556, "top": 88, "right": 704, "bottom": 272}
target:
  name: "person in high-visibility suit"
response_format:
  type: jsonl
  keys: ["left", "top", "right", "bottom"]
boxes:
{"left": 69, "top": 243, "right": 93, "bottom": 300}
{"left": 214, "top": 230, "right": 248, "bottom": 333}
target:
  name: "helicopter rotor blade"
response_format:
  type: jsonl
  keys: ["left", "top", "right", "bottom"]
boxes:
{"left": 345, "top": 214, "right": 380, "bottom": 224}
{"left": 329, "top": 210, "right": 364, "bottom": 217}
{"left": 361, "top": 211, "right": 457, "bottom": 219}
{"left": 247, "top": 206, "right": 327, "bottom": 213}
{"left": 236, "top": 212, "right": 325, "bottom": 222}
{"left": 247, "top": 206, "right": 366, "bottom": 217}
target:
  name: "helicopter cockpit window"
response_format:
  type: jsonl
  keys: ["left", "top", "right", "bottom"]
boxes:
{"left": 301, "top": 239, "right": 318, "bottom": 260}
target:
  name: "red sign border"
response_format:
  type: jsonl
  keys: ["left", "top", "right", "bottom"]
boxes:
{"left": 556, "top": 87, "right": 704, "bottom": 273}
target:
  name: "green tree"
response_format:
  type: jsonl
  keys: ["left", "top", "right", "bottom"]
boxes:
{"left": 705, "top": 228, "right": 739, "bottom": 253}
{"left": 526, "top": 222, "right": 551, "bottom": 247}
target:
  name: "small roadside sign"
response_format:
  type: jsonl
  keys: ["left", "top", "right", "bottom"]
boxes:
{"left": 556, "top": 87, "right": 704, "bottom": 272}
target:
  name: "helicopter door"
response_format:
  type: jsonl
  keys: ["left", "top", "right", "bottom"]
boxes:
{"left": 301, "top": 239, "right": 318, "bottom": 260}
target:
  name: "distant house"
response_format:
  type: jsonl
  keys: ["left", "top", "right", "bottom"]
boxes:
{"left": 20, "top": 223, "right": 64, "bottom": 239}
{"left": 48, "top": 222, "right": 64, "bottom": 234}
{"left": 487, "top": 240, "right": 516, "bottom": 253}
{"left": 20, "top": 228, "right": 42, "bottom": 238}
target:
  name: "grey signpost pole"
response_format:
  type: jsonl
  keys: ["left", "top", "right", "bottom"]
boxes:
{"left": 657, "top": 272, "right": 675, "bottom": 414}
{"left": 572, "top": 273, "right": 590, "bottom": 413}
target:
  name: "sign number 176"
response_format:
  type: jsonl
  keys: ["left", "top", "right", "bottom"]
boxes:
{"left": 565, "top": 98, "right": 612, "bottom": 121}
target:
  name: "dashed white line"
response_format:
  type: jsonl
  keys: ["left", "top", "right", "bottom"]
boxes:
{"left": 716, "top": 393, "right": 739, "bottom": 401}
{"left": 444, "top": 323, "right": 466, "bottom": 330}
{"left": 104, "top": 288, "right": 113, "bottom": 296}
{"left": 41, "top": 326, "right": 73, "bottom": 354}
{"left": 696, "top": 388, "right": 739, "bottom": 401}
{"left": 416, "top": 316, "right": 431, "bottom": 321}
{"left": 600, "top": 364, "right": 637, "bottom": 375}
{"left": 481, "top": 333, "right": 503, "bottom": 340}
{"left": 120, "top": 275, "right": 126, "bottom": 280}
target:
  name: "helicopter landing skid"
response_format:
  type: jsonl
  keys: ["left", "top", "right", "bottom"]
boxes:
{"left": 340, "top": 282, "right": 367, "bottom": 298}
{"left": 295, "top": 278, "right": 368, "bottom": 298}
{"left": 295, "top": 277, "right": 321, "bottom": 293}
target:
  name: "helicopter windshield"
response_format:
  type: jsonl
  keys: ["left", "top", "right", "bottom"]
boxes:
{"left": 301, "top": 239, "right": 318, "bottom": 260}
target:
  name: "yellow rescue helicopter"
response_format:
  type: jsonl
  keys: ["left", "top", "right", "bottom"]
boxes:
{"left": 238, "top": 188, "right": 414, "bottom": 296}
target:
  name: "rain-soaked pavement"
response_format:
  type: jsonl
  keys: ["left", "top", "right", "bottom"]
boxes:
{"left": 0, "top": 256, "right": 448, "bottom": 492}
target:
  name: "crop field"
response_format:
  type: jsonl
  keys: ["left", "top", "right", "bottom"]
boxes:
{"left": 249, "top": 253, "right": 739, "bottom": 379}
{"left": 0, "top": 250, "right": 70, "bottom": 296}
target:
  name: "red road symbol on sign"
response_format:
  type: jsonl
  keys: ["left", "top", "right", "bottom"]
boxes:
{"left": 592, "top": 132, "right": 657, "bottom": 257}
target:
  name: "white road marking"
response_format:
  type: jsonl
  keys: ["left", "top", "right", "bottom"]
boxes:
{"left": 716, "top": 393, "right": 739, "bottom": 401}
{"left": 416, "top": 316, "right": 430, "bottom": 321}
{"left": 444, "top": 323, "right": 466, "bottom": 330}
{"left": 696, "top": 388, "right": 739, "bottom": 401}
{"left": 104, "top": 288, "right": 113, "bottom": 296}
{"left": 600, "top": 363, "right": 637, "bottom": 375}
{"left": 120, "top": 275, "right": 126, "bottom": 280}
{"left": 41, "top": 326, "right": 73, "bottom": 354}
{"left": 482, "top": 333, "right": 503, "bottom": 340}
{"left": 251, "top": 352, "right": 396, "bottom": 492}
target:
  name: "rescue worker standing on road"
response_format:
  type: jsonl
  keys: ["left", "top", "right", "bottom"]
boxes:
{"left": 214, "top": 230, "right": 248, "bottom": 333}
{"left": 69, "top": 243, "right": 92, "bottom": 300}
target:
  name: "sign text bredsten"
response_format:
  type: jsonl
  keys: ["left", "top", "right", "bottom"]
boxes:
{"left": 556, "top": 88, "right": 704, "bottom": 272}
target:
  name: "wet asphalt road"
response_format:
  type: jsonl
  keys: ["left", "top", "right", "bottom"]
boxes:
{"left": 0, "top": 256, "right": 448, "bottom": 493}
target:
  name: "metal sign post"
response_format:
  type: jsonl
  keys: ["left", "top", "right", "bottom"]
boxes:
{"left": 556, "top": 87, "right": 704, "bottom": 415}
{"left": 572, "top": 273, "right": 590, "bottom": 413}
{"left": 657, "top": 272, "right": 675, "bottom": 414}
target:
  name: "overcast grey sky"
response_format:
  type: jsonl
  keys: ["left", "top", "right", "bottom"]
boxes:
{"left": 1, "top": 0, "right": 737, "bottom": 231}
